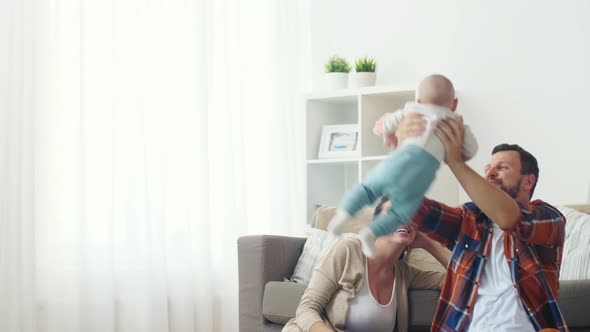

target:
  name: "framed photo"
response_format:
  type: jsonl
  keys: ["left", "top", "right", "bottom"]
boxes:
{"left": 318, "top": 124, "right": 360, "bottom": 159}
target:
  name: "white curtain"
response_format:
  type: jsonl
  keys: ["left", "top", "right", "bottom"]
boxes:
{"left": 0, "top": 0, "right": 309, "bottom": 331}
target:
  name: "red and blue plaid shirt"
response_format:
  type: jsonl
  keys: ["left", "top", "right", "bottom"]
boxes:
{"left": 412, "top": 198, "right": 568, "bottom": 332}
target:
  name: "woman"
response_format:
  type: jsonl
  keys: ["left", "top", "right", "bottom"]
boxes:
{"left": 282, "top": 197, "right": 451, "bottom": 332}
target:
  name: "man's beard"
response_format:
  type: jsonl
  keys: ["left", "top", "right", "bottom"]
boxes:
{"left": 500, "top": 184, "right": 519, "bottom": 199}
{"left": 499, "top": 176, "right": 522, "bottom": 199}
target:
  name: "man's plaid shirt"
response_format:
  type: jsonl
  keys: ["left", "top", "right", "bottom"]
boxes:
{"left": 413, "top": 198, "right": 569, "bottom": 332}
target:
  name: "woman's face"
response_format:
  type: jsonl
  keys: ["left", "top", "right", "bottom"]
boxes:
{"left": 377, "top": 200, "right": 417, "bottom": 247}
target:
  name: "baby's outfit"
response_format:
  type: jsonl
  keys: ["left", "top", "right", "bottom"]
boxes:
{"left": 328, "top": 102, "right": 478, "bottom": 257}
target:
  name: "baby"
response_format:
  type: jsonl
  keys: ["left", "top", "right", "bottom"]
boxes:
{"left": 328, "top": 74, "right": 478, "bottom": 257}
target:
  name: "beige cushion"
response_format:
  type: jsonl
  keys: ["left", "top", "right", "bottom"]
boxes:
{"left": 565, "top": 204, "right": 590, "bottom": 215}
{"left": 313, "top": 205, "right": 374, "bottom": 232}
{"left": 405, "top": 248, "right": 446, "bottom": 273}
{"left": 313, "top": 205, "right": 444, "bottom": 272}
{"left": 262, "top": 281, "right": 308, "bottom": 324}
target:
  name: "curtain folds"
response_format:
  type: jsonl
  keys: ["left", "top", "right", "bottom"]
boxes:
{"left": 0, "top": 0, "right": 309, "bottom": 331}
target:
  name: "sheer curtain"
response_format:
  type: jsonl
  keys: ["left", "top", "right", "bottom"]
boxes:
{"left": 0, "top": 0, "right": 309, "bottom": 331}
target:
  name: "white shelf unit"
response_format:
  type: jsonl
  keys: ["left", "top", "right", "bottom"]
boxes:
{"left": 305, "top": 86, "right": 459, "bottom": 224}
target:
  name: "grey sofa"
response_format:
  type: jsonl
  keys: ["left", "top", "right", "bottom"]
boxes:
{"left": 238, "top": 204, "right": 590, "bottom": 332}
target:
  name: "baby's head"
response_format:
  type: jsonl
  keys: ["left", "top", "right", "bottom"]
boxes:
{"left": 416, "top": 74, "right": 458, "bottom": 111}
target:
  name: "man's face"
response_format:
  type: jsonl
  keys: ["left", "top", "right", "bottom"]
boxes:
{"left": 483, "top": 151, "right": 524, "bottom": 199}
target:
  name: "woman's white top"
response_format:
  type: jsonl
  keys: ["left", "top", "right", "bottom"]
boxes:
{"left": 344, "top": 258, "right": 397, "bottom": 332}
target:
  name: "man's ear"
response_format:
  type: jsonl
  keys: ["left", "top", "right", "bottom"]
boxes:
{"left": 523, "top": 174, "right": 536, "bottom": 191}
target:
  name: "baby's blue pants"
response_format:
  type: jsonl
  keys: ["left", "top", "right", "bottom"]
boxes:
{"left": 340, "top": 144, "right": 440, "bottom": 236}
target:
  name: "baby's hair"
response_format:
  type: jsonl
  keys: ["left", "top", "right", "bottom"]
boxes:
{"left": 416, "top": 74, "right": 455, "bottom": 108}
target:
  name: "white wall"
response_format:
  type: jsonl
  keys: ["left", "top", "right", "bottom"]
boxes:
{"left": 311, "top": 0, "right": 590, "bottom": 204}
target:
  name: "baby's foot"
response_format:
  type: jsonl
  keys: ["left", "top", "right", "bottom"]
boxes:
{"left": 359, "top": 228, "right": 377, "bottom": 258}
{"left": 327, "top": 209, "right": 351, "bottom": 236}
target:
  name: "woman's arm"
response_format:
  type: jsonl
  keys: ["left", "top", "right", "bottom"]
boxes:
{"left": 294, "top": 261, "right": 339, "bottom": 331}
{"left": 309, "top": 321, "right": 335, "bottom": 332}
{"left": 406, "top": 263, "right": 446, "bottom": 290}
{"left": 406, "top": 228, "right": 449, "bottom": 290}
{"left": 411, "top": 230, "right": 451, "bottom": 267}
{"left": 293, "top": 238, "right": 357, "bottom": 332}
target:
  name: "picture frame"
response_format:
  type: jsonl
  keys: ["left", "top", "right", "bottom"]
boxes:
{"left": 318, "top": 124, "right": 360, "bottom": 159}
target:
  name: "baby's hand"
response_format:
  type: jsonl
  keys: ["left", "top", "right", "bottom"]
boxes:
{"left": 373, "top": 113, "right": 390, "bottom": 137}
{"left": 374, "top": 112, "right": 399, "bottom": 148}
{"left": 383, "top": 132, "right": 398, "bottom": 148}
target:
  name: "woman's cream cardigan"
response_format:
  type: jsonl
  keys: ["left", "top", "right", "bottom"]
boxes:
{"left": 282, "top": 238, "right": 444, "bottom": 332}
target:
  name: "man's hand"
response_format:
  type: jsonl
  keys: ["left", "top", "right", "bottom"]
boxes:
{"left": 395, "top": 112, "right": 426, "bottom": 146}
{"left": 435, "top": 116, "right": 521, "bottom": 229}
{"left": 435, "top": 116, "right": 464, "bottom": 167}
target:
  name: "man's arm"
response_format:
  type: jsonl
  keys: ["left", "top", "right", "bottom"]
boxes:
{"left": 435, "top": 117, "right": 521, "bottom": 229}
{"left": 411, "top": 198, "right": 463, "bottom": 248}
{"left": 393, "top": 114, "right": 463, "bottom": 246}
{"left": 514, "top": 201, "right": 566, "bottom": 245}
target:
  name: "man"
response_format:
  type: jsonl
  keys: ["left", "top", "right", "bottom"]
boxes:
{"left": 397, "top": 114, "right": 568, "bottom": 331}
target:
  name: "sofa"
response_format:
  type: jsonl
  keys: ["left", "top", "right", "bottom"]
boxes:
{"left": 238, "top": 204, "right": 590, "bottom": 332}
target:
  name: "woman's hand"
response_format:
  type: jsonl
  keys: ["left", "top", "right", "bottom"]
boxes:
{"left": 309, "top": 321, "right": 336, "bottom": 332}
{"left": 395, "top": 113, "right": 426, "bottom": 146}
{"left": 410, "top": 229, "right": 437, "bottom": 251}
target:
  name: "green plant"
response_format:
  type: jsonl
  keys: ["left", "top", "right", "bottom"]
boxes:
{"left": 324, "top": 55, "right": 351, "bottom": 73}
{"left": 354, "top": 56, "right": 376, "bottom": 72}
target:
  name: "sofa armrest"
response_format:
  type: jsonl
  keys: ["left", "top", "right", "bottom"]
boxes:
{"left": 238, "top": 235, "right": 306, "bottom": 332}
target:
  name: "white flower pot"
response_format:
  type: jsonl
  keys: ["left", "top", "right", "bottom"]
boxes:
{"left": 353, "top": 72, "right": 376, "bottom": 88}
{"left": 326, "top": 72, "right": 349, "bottom": 90}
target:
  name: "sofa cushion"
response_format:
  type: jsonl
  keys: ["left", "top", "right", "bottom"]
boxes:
{"left": 557, "top": 206, "right": 590, "bottom": 280}
{"left": 290, "top": 228, "right": 333, "bottom": 283}
{"left": 263, "top": 281, "right": 308, "bottom": 324}
{"left": 405, "top": 248, "right": 446, "bottom": 273}
{"left": 290, "top": 228, "right": 357, "bottom": 284}
{"left": 313, "top": 205, "right": 374, "bottom": 232}
{"left": 558, "top": 279, "right": 590, "bottom": 327}
{"left": 565, "top": 204, "right": 590, "bottom": 215}
{"left": 408, "top": 289, "right": 441, "bottom": 329}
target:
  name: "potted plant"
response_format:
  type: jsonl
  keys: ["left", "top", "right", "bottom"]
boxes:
{"left": 353, "top": 56, "right": 377, "bottom": 88}
{"left": 324, "top": 55, "right": 351, "bottom": 89}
